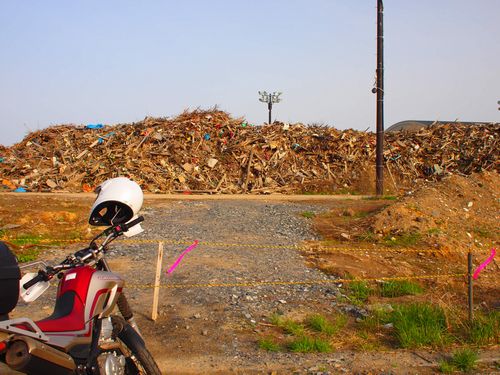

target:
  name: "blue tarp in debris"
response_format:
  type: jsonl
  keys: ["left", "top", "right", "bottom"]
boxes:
{"left": 86, "top": 124, "right": 104, "bottom": 129}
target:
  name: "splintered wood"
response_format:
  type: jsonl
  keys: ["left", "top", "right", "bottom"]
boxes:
{"left": 0, "top": 109, "right": 498, "bottom": 193}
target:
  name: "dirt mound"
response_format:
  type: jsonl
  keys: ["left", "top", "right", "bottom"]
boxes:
{"left": 0, "top": 109, "right": 498, "bottom": 193}
{"left": 370, "top": 171, "right": 500, "bottom": 250}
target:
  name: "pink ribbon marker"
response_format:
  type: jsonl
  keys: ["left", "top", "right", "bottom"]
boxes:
{"left": 473, "top": 248, "right": 496, "bottom": 280}
{"left": 166, "top": 240, "right": 199, "bottom": 275}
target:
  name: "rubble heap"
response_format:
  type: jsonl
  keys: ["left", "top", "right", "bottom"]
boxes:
{"left": 0, "top": 109, "right": 498, "bottom": 193}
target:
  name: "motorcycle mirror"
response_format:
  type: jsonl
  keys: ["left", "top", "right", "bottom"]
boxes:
{"left": 19, "top": 273, "right": 50, "bottom": 303}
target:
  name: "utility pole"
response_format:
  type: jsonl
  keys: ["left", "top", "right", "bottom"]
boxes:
{"left": 374, "top": 0, "right": 385, "bottom": 196}
{"left": 258, "top": 91, "right": 282, "bottom": 124}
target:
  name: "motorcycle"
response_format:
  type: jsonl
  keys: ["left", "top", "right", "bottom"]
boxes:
{"left": 0, "top": 215, "right": 161, "bottom": 374}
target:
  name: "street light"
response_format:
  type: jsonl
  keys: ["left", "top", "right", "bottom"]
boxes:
{"left": 259, "top": 91, "right": 282, "bottom": 124}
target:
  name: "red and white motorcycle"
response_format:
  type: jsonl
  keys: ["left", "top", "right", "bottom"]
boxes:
{"left": 0, "top": 178, "right": 161, "bottom": 374}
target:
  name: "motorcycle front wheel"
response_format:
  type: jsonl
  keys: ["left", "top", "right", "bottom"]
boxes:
{"left": 111, "top": 316, "right": 161, "bottom": 375}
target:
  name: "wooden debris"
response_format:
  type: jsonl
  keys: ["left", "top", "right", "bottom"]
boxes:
{"left": 0, "top": 109, "right": 498, "bottom": 193}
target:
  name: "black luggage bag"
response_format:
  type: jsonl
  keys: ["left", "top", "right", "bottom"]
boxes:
{"left": 0, "top": 242, "right": 21, "bottom": 320}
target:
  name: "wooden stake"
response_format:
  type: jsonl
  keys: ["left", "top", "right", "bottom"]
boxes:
{"left": 215, "top": 173, "right": 226, "bottom": 192}
{"left": 467, "top": 250, "right": 473, "bottom": 323}
{"left": 386, "top": 163, "right": 398, "bottom": 192}
{"left": 151, "top": 241, "right": 164, "bottom": 321}
{"left": 244, "top": 147, "right": 254, "bottom": 192}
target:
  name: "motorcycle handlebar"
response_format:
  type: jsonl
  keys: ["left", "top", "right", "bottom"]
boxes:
{"left": 121, "top": 216, "right": 144, "bottom": 232}
{"left": 22, "top": 272, "right": 46, "bottom": 290}
{"left": 22, "top": 216, "right": 145, "bottom": 289}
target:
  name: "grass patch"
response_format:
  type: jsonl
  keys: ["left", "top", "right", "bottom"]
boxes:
{"left": 9, "top": 233, "right": 43, "bottom": 246}
{"left": 348, "top": 280, "right": 373, "bottom": 304}
{"left": 16, "top": 248, "right": 40, "bottom": 263}
{"left": 289, "top": 336, "right": 332, "bottom": 353}
{"left": 300, "top": 211, "right": 316, "bottom": 219}
{"left": 391, "top": 303, "right": 450, "bottom": 348}
{"left": 472, "top": 226, "right": 493, "bottom": 239}
{"left": 362, "top": 309, "right": 392, "bottom": 331}
{"left": 258, "top": 337, "right": 281, "bottom": 352}
{"left": 353, "top": 211, "right": 371, "bottom": 218}
{"left": 384, "top": 232, "right": 422, "bottom": 247}
{"left": 427, "top": 227, "right": 442, "bottom": 235}
{"left": 307, "top": 314, "right": 335, "bottom": 334}
{"left": 467, "top": 311, "right": 500, "bottom": 345}
{"left": 307, "top": 314, "right": 347, "bottom": 336}
{"left": 451, "top": 348, "right": 478, "bottom": 372}
{"left": 438, "top": 360, "right": 455, "bottom": 373}
{"left": 336, "top": 188, "right": 360, "bottom": 195}
{"left": 380, "top": 280, "right": 424, "bottom": 297}
{"left": 363, "top": 195, "right": 397, "bottom": 201}
{"left": 301, "top": 191, "right": 333, "bottom": 196}
{"left": 357, "top": 230, "right": 378, "bottom": 242}
{"left": 7, "top": 234, "right": 47, "bottom": 262}
{"left": 439, "top": 348, "right": 478, "bottom": 373}
{"left": 270, "top": 314, "right": 304, "bottom": 336}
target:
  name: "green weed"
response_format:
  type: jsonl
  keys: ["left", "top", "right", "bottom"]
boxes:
{"left": 9, "top": 233, "right": 43, "bottom": 246}
{"left": 348, "top": 280, "right": 373, "bottom": 303}
{"left": 439, "top": 348, "right": 478, "bottom": 373}
{"left": 363, "top": 195, "right": 397, "bottom": 201}
{"left": 301, "top": 211, "right": 316, "bottom": 219}
{"left": 289, "top": 336, "right": 331, "bottom": 353}
{"left": 467, "top": 311, "right": 500, "bottom": 345}
{"left": 391, "top": 303, "right": 450, "bottom": 348}
{"left": 258, "top": 337, "right": 281, "bottom": 352}
{"left": 384, "top": 232, "right": 422, "bottom": 247}
{"left": 451, "top": 348, "right": 478, "bottom": 372}
{"left": 427, "top": 227, "right": 442, "bottom": 235}
{"left": 270, "top": 314, "right": 304, "bottom": 336}
{"left": 472, "top": 226, "right": 492, "bottom": 239}
{"left": 307, "top": 314, "right": 347, "bottom": 336}
{"left": 354, "top": 211, "right": 371, "bottom": 218}
{"left": 336, "top": 188, "right": 360, "bottom": 195}
{"left": 438, "top": 360, "right": 455, "bottom": 373}
{"left": 357, "top": 230, "right": 378, "bottom": 242}
{"left": 380, "top": 280, "right": 424, "bottom": 297}
{"left": 307, "top": 314, "right": 334, "bottom": 334}
{"left": 301, "top": 191, "right": 332, "bottom": 196}
{"left": 16, "top": 249, "right": 40, "bottom": 263}
{"left": 361, "top": 309, "right": 392, "bottom": 331}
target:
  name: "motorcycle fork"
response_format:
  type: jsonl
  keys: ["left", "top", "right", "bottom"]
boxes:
{"left": 96, "top": 259, "right": 142, "bottom": 337}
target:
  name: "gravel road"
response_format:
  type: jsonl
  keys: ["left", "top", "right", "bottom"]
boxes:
{"left": 110, "top": 199, "right": 349, "bottom": 373}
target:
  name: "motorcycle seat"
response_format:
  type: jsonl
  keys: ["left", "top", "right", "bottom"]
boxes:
{"left": 36, "top": 291, "right": 86, "bottom": 332}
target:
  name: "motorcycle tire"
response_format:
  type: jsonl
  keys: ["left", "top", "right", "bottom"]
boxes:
{"left": 111, "top": 316, "right": 161, "bottom": 375}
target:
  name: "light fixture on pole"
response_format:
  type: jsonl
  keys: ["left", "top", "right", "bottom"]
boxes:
{"left": 259, "top": 91, "right": 282, "bottom": 124}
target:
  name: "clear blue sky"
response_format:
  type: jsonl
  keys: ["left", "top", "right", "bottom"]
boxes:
{"left": 1, "top": 0, "right": 499, "bottom": 146}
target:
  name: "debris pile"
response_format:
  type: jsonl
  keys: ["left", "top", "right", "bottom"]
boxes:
{"left": 370, "top": 171, "right": 500, "bottom": 251}
{"left": 0, "top": 109, "right": 498, "bottom": 193}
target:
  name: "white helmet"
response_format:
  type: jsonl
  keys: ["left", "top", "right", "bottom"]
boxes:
{"left": 89, "top": 177, "right": 143, "bottom": 226}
